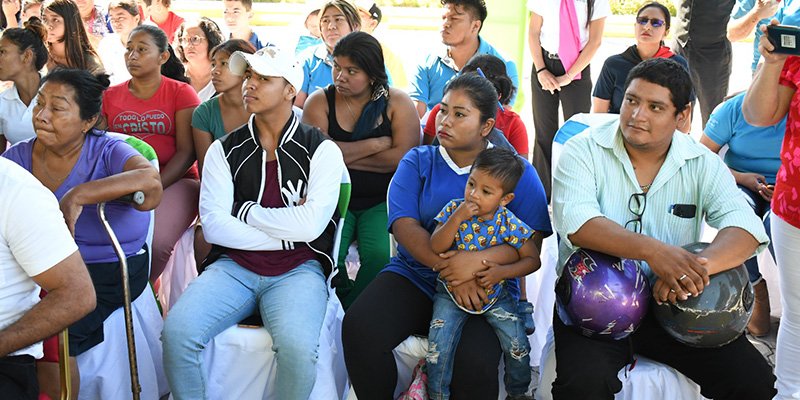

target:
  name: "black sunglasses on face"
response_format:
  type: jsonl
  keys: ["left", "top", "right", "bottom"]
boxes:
{"left": 625, "top": 192, "right": 647, "bottom": 234}
{"left": 636, "top": 16, "right": 665, "bottom": 28}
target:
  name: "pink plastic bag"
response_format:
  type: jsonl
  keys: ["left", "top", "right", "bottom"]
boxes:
{"left": 397, "top": 359, "right": 428, "bottom": 400}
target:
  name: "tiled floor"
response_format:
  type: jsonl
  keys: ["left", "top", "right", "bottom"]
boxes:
{"left": 747, "top": 317, "right": 780, "bottom": 368}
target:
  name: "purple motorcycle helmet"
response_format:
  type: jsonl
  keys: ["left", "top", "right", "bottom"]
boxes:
{"left": 556, "top": 248, "right": 651, "bottom": 340}
{"left": 652, "top": 242, "right": 754, "bottom": 348}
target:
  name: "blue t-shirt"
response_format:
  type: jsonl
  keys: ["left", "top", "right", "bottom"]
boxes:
{"left": 228, "top": 31, "right": 270, "bottom": 51}
{"left": 299, "top": 44, "right": 333, "bottom": 97}
{"left": 385, "top": 145, "right": 552, "bottom": 299}
{"left": 295, "top": 35, "right": 323, "bottom": 56}
{"left": 409, "top": 36, "right": 519, "bottom": 112}
{"left": 776, "top": 0, "right": 800, "bottom": 35}
{"left": 593, "top": 52, "right": 689, "bottom": 114}
{"left": 248, "top": 31, "right": 268, "bottom": 50}
{"left": 704, "top": 92, "right": 785, "bottom": 184}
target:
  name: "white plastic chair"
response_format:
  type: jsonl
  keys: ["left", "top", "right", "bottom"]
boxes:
{"left": 197, "top": 279, "right": 349, "bottom": 400}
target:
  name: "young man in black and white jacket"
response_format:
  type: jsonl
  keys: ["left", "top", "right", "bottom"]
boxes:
{"left": 163, "top": 45, "right": 346, "bottom": 400}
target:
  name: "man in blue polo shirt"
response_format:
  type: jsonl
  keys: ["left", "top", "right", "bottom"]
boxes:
{"left": 409, "top": 0, "right": 518, "bottom": 118}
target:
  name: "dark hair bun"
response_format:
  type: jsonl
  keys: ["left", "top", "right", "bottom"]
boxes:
{"left": 23, "top": 16, "right": 47, "bottom": 42}
{"left": 94, "top": 72, "right": 111, "bottom": 90}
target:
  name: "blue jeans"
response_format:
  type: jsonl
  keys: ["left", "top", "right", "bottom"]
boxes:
{"left": 738, "top": 185, "right": 775, "bottom": 283}
{"left": 426, "top": 282, "right": 531, "bottom": 400}
{"left": 162, "top": 257, "right": 328, "bottom": 400}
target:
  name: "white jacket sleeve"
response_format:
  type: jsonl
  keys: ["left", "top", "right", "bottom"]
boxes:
{"left": 199, "top": 141, "right": 285, "bottom": 250}
{"left": 238, "top": 140, "right": 345, "bottom": 242}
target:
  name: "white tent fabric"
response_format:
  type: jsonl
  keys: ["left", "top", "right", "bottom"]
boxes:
{"left": 157, "top": 226, "right": 198, "bottom": 315}
{"left": 76, "top": 289, "right": 169, "bottom": 400}
{"left": 189, "top": 283, "right": 350, "bottom": 400}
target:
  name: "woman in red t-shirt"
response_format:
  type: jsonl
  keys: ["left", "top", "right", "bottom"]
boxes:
{"left": 102, "top": 24, "right": 200, "bottom": 283}
{"left": 422, "top": 54, "right": 529, "bottom": 160}
{"left": 743, "top": 21, "right": 800, "bottom": 398}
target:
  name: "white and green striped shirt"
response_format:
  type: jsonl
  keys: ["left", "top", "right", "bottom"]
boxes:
{"left": 552, "top": 119, "right": 769, "bottom": 282}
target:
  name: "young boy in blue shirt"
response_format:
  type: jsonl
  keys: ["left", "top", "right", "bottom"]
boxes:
{"left": 223, "top": 0, "right": 267, "bottom": 50}
{"left": 427, "top": 147, "right": 538, "bottom": 400}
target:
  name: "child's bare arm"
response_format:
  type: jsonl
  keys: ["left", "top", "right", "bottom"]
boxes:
{"left": 431, "top": 221, "right": 457, "bottom": 254}
{"left": 430, "top": 201, "right": 479, "bottom": 254}
{"left": 475, "top": 239, "right": 541, "bottom": 288}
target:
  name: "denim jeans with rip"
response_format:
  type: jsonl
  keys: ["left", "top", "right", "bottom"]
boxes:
{"left": 426, "top": 282, "right": 531, "bottom": 400}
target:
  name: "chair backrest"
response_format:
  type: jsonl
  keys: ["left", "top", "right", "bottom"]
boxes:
{"left": 329, "top": 168, "right": 351, "bottom": 288}
{"left": 105, "top": 132, "right": 160, "bottom": 171}
{"left": 551, "top": 113, "right": 618, "bottom": 184}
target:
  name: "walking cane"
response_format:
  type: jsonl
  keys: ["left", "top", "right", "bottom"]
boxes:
{"left": 97, "top": 191, "right": 145, "bottom": 400}
{"left": 58, "top": 329, "right": 71, "bottom": 400}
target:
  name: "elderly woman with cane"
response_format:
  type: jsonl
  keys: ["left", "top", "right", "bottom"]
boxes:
{"left": 2, "top": 68, "right": 163, "bottom": 399}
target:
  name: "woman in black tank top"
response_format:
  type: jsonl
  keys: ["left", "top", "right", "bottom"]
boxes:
{"left": 302, "top": 31, "right": 420, "bottom": 309}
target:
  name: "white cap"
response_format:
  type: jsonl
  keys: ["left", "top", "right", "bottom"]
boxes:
{"left": 229, "top": 45, "right": 304, "bottom": 92}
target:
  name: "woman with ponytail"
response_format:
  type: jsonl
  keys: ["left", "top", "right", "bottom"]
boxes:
{"left": 102, "top": 23, "right": 201, "bottom": 284}
{"left": 41, "top": 0, "right": 102, "bottom": 73}
{"left": 0, "top": 16, "right": 47, "bottom": 151}
{"left": 302, "top": 31, "right": 419, "bottom": 309}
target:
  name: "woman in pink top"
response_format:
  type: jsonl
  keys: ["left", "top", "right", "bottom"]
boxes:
{"left": 102, "top": 24, "right": 200, "bottom": 283}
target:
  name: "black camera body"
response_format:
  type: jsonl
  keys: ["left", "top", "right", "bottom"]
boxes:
{"left": 767, "top": 24, "right": 800, "bottom": 55}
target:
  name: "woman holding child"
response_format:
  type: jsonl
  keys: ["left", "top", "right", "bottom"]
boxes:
{"left": 342, "top": 73, "right": 551, "bottom": 399}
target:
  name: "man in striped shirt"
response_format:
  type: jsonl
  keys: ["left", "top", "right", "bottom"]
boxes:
{"left": 548, "top": 58, "right": 776, "bottom": 399}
